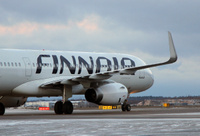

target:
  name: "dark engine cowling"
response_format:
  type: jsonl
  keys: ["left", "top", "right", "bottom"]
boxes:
{"left": 0, "top": 96, "right": 27, "bottom": 107}
{"left": 85, "top": 83, "right": 128, "bottom": 105}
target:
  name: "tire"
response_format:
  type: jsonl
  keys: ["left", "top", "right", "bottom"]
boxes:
{"left": 121, "top": 104, "right": 126, "bottom": 112}
{"left": 54, "top": 101, "right": 63, "bottom": 114}
{"left": 0, "top": 103, "right": 5, "bottom": 115}
{"left": 63, "top": 101, "right": 73, "bottom": 114}
{"left": 126, "top": 104, "right": 131, "bottom": 111}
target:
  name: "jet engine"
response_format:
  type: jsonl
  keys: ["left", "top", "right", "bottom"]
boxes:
{"left": 0, "top": 96, "right": 27, "bottom": 107}
{"left": 0, "top": 96, "right": 27, "bottom": 115}
{"left": 85, "top": 83, "right": 128, "bottom": 105}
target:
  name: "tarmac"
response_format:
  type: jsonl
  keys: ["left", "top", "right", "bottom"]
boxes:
{"left": 1, "top": 107, "right": 200, "bottom": 136}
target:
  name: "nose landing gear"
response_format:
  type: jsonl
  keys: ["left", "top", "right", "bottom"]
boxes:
{"left": 121, "top": 99, "right": 131, "bottom": 112}
{"left": 122, "top": 103, "right": 131, "bottom": 111}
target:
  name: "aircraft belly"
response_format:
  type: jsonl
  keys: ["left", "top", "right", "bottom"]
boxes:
{"left": 12, "top": 80, "right": 62, "bottom": 96}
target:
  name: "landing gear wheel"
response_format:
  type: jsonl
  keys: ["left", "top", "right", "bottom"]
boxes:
{"left": 54, "top": 101, "right": 63, "bottom": 114}
{"left": 0, "top": 103, "right": 5, "bottom": 115}
{"left": 122, "top": 104, "right": 126, "bottom": 112}
{"left": 121, "top": 104, "right": 131, "bottom": 112}
{"left": 63, "top": 101, "right": 73, "bottom": 114}
{"left": 126, "top": 104, "right": 131, "bottom": 111}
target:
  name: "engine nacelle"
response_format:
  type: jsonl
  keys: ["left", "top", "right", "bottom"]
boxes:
{"left": 0, "top": 96, "right": 27, "bottom": 107}
{"left": 85, "top": 83, "right": 128, "bottom": 105}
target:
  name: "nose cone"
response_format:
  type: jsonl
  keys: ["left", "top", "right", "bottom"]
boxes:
{"left": 146, "top": 69, "right": 154, "bottom": 89}
{"left": 149, "top": 73, "right": 154, "bottom": 88}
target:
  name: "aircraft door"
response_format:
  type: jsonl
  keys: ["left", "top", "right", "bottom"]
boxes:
{"left": 23, "top": 58, "right": 32, "bottom": 77}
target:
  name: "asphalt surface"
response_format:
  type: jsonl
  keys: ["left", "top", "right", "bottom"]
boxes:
{"left": 1, "top": 106, "right": 200, "bottom": 119}
{"left": 1, "top": 107, "right": 200, "bottom": 136}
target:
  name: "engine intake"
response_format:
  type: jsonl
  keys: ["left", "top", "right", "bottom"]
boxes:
{"left": 85, "top": 83, "right": 128, "bottom": 105}
{"left": 85, "top": 88, "right": 103, "bottom": 104}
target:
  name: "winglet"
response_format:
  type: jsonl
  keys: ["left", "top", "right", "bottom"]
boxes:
{"left": 119, "top": 32, "right": 178, "bottom": 74}
{"left": 168, "top": 31, "right": 178, "bottom": 63}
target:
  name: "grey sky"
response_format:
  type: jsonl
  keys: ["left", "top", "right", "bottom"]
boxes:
{"left": 0, "top": 0, "right": 199, "bottom": 96}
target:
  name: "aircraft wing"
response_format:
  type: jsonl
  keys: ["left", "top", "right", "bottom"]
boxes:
{"left": 40, "top": 32, "right": 177, "bottom": 88}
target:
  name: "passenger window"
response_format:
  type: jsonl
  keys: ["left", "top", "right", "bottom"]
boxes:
{"left": 8, "top": 62, "right": 10, "bottom": 67}
{"left": 11, "top": 62, "right": 14, "bottom": 67}
{"left": 19, "top": 63, "right": 21, "bottom": 67}
{"left": 15, "top": 63, "right": 18, "bottom": 67}
{"left": 0, "top": 62, "right": 2, "bottom": 66}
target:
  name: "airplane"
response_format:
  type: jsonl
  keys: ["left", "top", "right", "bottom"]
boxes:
{"left": 0, "top": 32, "right": 177, "bottom": 115}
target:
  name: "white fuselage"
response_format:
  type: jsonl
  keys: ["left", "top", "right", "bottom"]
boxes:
{"left": 0, "top": 49, "right": 154, "bottom": 97}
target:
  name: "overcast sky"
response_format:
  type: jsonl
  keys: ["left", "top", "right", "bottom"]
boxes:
{"left": 0, "top": 0, "right": 199, "bottom": 96}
